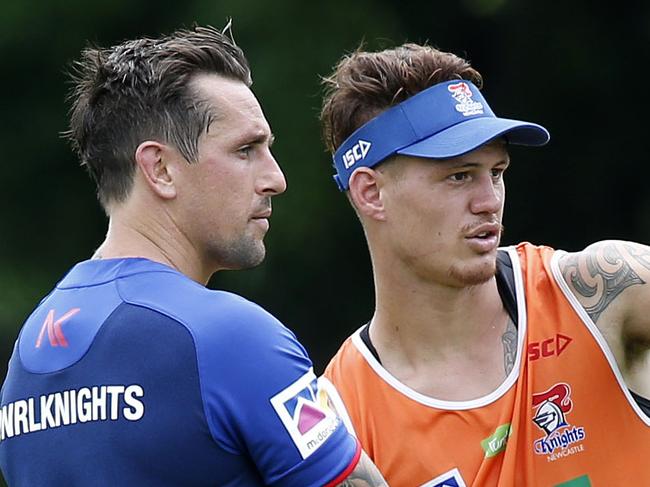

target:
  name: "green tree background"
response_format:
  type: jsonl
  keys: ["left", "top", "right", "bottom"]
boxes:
{"left": 1, "top": 0, "right": 649, "bottom": 483}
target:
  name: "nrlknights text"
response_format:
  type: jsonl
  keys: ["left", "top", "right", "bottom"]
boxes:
{"left": 0, "top": 384, "right": 145, "bottom": 442}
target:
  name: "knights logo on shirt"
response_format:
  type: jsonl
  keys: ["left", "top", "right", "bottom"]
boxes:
{"left": 270, "top": 369, "right": 341, "bottom": 459}
{"left": 532, "top": 383, "right": 586, "bottom": 460}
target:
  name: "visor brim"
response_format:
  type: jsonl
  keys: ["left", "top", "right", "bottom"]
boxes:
{"left": 397, "top": 117, "right": 550, "bottom": 160}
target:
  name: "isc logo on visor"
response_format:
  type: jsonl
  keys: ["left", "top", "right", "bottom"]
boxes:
{"left": 270, "top": 369, "right": 341, "bottom": 459}
{"left": 342, "top": 139, "right": 372, "bottom": 169}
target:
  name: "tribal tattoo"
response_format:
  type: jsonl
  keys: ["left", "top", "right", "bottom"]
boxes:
{"left": 623, "top": 242, "right": 650, "bottom": 271}
{"left": 560, "top": 242, "right": 650, "bottom": 324}
{"left": 502, "top": 318, "right": 518, "bottom": 375}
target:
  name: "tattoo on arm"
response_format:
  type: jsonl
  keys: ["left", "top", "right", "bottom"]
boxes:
{"left": 502, "top": 318, "right": 517, "bottom": 375}
{"left": 336, "top": 450, "right": 388, "bottom": 487}
{"left": 561, "top": 242, "right": 646, "bottom": 323}
{"left": 623, "top": 242, "right": 650, "bottom": 271}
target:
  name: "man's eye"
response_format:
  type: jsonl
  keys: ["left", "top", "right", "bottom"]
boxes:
{"left": 449, "top": 172, "right": 468, "bottom": 182}
{"left": 237, "top": 146, "right": 252, "bottom": 157}
{"left": 491, "top": 168, "right": 505, "bottom": 179}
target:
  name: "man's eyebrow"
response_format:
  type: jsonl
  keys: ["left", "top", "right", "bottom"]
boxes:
{"left": 250, "top": 131, "right": 275, "bottom": 146}
{"left": 232, "top": 130, "right": 274, "bottom": 147}
{"left": 438, "top": 157, "right": 510, "bottom": 169}
{"left": 437, "top": 161, "right": 481, "bottom": 169}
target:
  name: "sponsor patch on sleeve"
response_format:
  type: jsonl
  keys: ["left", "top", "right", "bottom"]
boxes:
{"left": 316, "top": 376, "right": 357, "bottom": 437}
{"left": 270, "top": 368, "right": 342, "bottom": 459}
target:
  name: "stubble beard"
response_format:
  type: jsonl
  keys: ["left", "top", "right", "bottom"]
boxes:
{"left": 448, "top": 256, "right": 498, "bottom": 286}
{"left": 447, "top": 226, "right": 503, "bottom": 286}
{"left": 210, "top": 233, "right": 266, "bottom": 271}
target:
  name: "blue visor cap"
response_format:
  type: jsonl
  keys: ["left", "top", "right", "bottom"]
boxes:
{"left": 332, "top": 80, "right": 549, "bottom": 190}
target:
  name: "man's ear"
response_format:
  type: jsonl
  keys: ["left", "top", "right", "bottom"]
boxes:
{"left": 348, "top": 167, "right": 387, "bottom": 222}
{"left": 134, "top": 141, "right": 177, "bottom": 200}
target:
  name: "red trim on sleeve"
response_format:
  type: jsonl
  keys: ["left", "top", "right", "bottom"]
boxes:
{"left": 323, "top": 439, "right": 362, "bottom": 487}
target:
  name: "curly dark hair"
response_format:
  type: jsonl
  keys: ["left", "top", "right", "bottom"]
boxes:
{"left": 65, "top": 24, "right": 251, "bottom": 208}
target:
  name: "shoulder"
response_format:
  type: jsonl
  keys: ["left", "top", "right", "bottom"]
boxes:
{"left": 556, "top": 240, "right": 648, "bottom": 270}
{"left": 556, "top": 240, "right": 650, "bottom": 290}
{"left": 116, "top": 269, "right": 298, "bottom": 349}
{"left": 556, "top": 240, "right": 650, "bottom": 324}
{"left": 512, "top": 241, "right": 557, "bottom": 260}
{"left": 324, "top": 332, "right": 367, "bottom": 390}
{"left": 325, "top": 335, "right": 360, "bottom": 370}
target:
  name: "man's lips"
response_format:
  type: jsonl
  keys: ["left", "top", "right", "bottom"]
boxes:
{"left": 464, "top": 222, "right": 501, "bottom": 253}
{"left": 465, "top": 222, "right": 501, "bottom": 239}
{"left": 251, "top": 208, "right": 272, "bottom": 232}
{"left": 251, "top": 210, "right": 271, "bottom": 219}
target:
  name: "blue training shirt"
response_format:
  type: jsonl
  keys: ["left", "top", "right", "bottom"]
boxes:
{"left": 0, "top": 258, "right": 359, "bottom": 486}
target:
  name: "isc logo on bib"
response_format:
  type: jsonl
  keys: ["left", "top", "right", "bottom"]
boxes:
{"left": 342, "top": 139, "right": 371, "bottom": 169}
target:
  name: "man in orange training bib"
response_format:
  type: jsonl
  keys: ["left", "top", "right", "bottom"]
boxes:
{"left": 319, "top": 43, "right": 650, "bottom": 486}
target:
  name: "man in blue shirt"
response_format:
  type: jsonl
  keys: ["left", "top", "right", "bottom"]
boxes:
{"left": 0, "top": 24, "right": 386, "bottom": 487}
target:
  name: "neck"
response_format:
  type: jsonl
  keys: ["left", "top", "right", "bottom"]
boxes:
{"left": 368, "top": 247, "right": 506, "bottom": 365}
{"left": 367, "top": 249, "right": 515, "bottom": 400}
{"left": 94, "top": 205, "right": 212, "bottom": 285}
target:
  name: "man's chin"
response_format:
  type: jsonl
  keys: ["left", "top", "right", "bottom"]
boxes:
{"left": 233, "top": 245, "right": 266, "bottom": 270}
{"left": 449, "top": 256, "right": 498, "bottom": 286}
{"left": 211, "top": 239, "right": 266, "bottom": 271}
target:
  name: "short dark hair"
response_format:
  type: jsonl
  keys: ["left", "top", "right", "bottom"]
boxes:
{"left": 65, "top": 24, "right": 251, "bottom": 209}
{"left": 320, "top": 43, "right": 482, "bottom": 155}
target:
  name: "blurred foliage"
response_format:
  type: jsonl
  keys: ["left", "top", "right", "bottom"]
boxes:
{"left": 1, "top": 0, "right": 650, "bottom": 423}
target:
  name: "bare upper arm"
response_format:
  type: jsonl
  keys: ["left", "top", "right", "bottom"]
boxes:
{"left": 558, "top": 240, "right": 650, "bottom": 363}
{"left": 335, "top": 449, "right": 388, "bottom": 487}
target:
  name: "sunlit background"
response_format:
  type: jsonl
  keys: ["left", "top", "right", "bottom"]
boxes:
{"left": 1, "top": 2, "right": 649, "bottom": 482}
